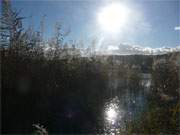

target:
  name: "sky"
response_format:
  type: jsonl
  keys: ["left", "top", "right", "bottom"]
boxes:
{"left": 7, "top": 0, "right": 180, "bottom": 48}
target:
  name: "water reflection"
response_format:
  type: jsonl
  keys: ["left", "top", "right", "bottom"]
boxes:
{"left": 104, "top": 97, "right": 124, "bottom": 134}
{"left": 106, "top": 106, "right": 117, "bottom": 124}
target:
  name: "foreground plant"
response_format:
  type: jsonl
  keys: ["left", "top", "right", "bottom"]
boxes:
{"left": 32, "top": 124, "right": 48, "bottom": 135}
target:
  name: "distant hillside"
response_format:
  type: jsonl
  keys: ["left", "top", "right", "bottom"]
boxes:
{"left": 97, "top": 51, "right": 180, "bottom": 73}
{"left": 98, "top": 43, "right": 180, "bottom": 55}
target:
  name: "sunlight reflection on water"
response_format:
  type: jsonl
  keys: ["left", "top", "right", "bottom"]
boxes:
{"left": 104, "top": 97, "right": 125, "bottom": 134}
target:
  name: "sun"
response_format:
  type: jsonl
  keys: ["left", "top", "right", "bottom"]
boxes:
{"left": 97, "top": 3, "right": 130, "bottom": 33}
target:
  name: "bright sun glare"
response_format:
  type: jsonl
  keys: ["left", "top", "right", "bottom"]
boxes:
{"left": 97, "top": 3, "right": 130, "bottom": 33}
{"left": 106, "top": 107, "right": 117, "bottom": 123}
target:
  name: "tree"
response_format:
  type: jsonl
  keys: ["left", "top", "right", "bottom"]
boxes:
{"left": 0, "top": 0, "right": 25, "bottom": 48}
{"left": 152, "top": 60, "right": 179, "bottom": 102}
{"left": 0, "top": 0, "right": 11, "bottom": 47}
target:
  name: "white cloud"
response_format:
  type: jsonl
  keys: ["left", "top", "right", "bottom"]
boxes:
{"left": 98, "top": 43, "right": 180, "bottom": 55}
{"left": 174, "top": 26, "right": 180, "bottom": 30}
{"left": 107, "top": 45, "right": 119, "bottom": 51}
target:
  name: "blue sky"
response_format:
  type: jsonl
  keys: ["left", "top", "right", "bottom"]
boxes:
{"left": 9, "top": 0, "right": 180, "bottom": 48}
